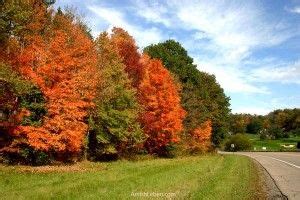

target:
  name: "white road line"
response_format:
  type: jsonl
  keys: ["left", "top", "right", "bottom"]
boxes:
{"left": 269, "top": 153, "right": 300, "bottom": 157}
{"left": 259, "top": 155, "right": 300, "bottom": 169}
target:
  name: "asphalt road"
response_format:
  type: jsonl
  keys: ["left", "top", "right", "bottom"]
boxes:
{"left": 229, "top": 152, "right": 300, "bottom": 200}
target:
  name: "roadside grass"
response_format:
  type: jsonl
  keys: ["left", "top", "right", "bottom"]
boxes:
{"left": 246, "top": 134, "right": 300, "bottom": 151}
{"left": 0, "top": 155, "right": 264, "bottom": 199}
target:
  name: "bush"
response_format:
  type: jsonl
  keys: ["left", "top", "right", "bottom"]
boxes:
{"left": 259, "top": 134, "right": 267, "bottom": 140}
{"left": 290, "top": 128, "right": 300, "bottom": 137}
{"left": 268, "top": 126, "right": 284, "bottom": 139}
{"left": 224, "top": 134, "right": 252, "bottom": 152}
{"left": 20, "top": 148, "right": 51, "bottom": 165}
{"left": 1, "top": 147, "right": 52, "bottom": 166}
{"left": 259, "top": 129, "right": 268, "bottom": 140}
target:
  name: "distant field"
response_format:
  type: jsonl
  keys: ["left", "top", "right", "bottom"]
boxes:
{"left": 246, "top": 134, "right": 300, "bottom": 151}
{"left": 0, "top": 155, "right": 265, "bottom": 199}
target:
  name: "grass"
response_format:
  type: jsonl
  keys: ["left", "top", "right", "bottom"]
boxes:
{"left": 0, "top": 155, "right": 264, "bottom": 200}
{"left": 246, "top": 133, "right": 300, "bottom": 151}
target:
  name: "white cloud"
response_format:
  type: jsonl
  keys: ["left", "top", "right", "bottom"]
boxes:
{"left": 193, "top": 31, "right": 211, "bottom": 40}
{"left": 194, "top": 58, "right": 270, "bottom": 94}
{"left": 286, "top": 6, "right": 300, "bottom": 14}
{"left": 131, "top": 0, "right": 171, "bottom": 27}
{"left": 174, "top": 1, "right": 252, "bottom": 63}
{"left": 87, "top": 5, "right": 163, "bottom": 48}
{"left": 173, "top": 0, "right": 295, "bottom": 61}
{"left": 85, "top": 1, "right": 298, "bottom": 96}
{"left": 179, "top": 2, "right": 292, "bottom": 46}
{"left": 249, "top": 60, "right": 300, "bottom": 84}
{"left": 166, "top": 0, "right": 298, "bottom": 94}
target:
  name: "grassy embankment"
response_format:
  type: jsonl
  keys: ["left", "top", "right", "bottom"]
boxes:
{"left": 246, "top": 133, "right": 300, "bottom": 151}
{"left": 0, "top": 155, "right": 265, "bottom": 199}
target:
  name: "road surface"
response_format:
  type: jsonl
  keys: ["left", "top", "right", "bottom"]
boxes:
{"left": 225, "top": 152, "right": 300, "bottom": 200}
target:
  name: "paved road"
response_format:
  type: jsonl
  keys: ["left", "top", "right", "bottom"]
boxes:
{"left": 227, "top": 152, "right": 300, "bottom": 200}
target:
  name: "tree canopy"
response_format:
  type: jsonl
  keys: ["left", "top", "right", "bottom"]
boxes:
{"left": 144, "top": 40, "right": 231, "bottom": 146}
{"left": 88, "top": 32, "right": 144, "bottom": 160}
{"left": 0, "top": 1, "right": 240, "bottom": 164}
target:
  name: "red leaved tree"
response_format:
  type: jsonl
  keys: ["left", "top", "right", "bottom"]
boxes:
{"left": 110, "top": 27, "right": 142, "bottom": 86}
{"left": 108, "top": 28, "right": 186, "bottom": 156}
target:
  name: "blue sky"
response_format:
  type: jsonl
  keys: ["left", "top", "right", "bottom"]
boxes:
{"left": 56, "top": 0, "right": 300, "bottom": 115}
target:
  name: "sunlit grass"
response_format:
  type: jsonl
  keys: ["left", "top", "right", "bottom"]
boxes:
{"left": 0, "top": 155, "right": 264, "bottom": 199}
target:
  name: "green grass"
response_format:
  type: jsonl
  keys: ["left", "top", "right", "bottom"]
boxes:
{"left": 0, "top": 155, "right": 264, "bottom": 200}
{"left": 246, "top": 134, "right": 300, "bottom": 151}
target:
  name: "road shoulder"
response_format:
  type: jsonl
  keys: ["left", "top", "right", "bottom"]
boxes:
{"left": 252, "top": 158, "right": 288, "bottom": 200}
{"left": 219, "top": 151, "right": 288, "bottom": 199}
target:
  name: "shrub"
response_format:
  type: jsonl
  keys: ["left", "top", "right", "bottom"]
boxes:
{"left": 1, "top": 147, "right": 52, "bottom": 166}
{"left": 267, "top": 126, "right": 284, "bottom": 139}
{"left": 259, "top": 130, "right": 268, "bottom": 140}
{"left": 290, "top": 128, "right": 300, "bottom": 137}
{"left": 20, "top": 148, "right": 51, "bottom": 166}
{"left": 224, "top": 134, "right": 252, "bottom": 152}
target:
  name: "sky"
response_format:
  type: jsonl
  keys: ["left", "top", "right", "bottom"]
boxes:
{"left": 56, "top": 0, "right": 300, "bottom": 115}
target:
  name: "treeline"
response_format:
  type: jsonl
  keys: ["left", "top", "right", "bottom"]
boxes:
{"left": 229, "top": 109, "right": 300, "bottom": 139}
{"left": 0, "top": 0, "right": 230, "bottom": 164}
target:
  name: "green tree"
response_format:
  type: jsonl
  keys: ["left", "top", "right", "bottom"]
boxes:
{"left": 246, "top": 115, "right": 263, "bottom": 134}
{"left": 0, "top": 63, "right": 46, "bottom": 152}
{"left": 144, "top": 40, "right": 230, "bottom": 146}
{"left": 0, "top": 0, "right": 32, "bottom": 46}
{"left": 266, "top": 109, "right": 300, "bottom": 138}
{"left": 88, "top": 33, "right": 144, "bottom": 160}
{"left": 0, "top": 63, "right": 45, "bottom": 126}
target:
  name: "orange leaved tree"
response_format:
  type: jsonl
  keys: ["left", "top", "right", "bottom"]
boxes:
{"left": 138, "top": 55, "right": 186, "bottom": 156}
{"left": 10, "top": 7, "right": 97, "bottom": 160}
{"left": 188, "top": 120, "right": 213, "bottom": 153}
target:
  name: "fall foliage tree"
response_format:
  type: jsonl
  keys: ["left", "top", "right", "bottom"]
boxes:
{"left": 0, "top": 1, "right": 235, "bottom": 163}
{"left": 0, "top": 0, "right": 33, "bottom": 59}
{"left": 88, "top": 32, "right": 144, "bottom": 160}
{"left": 229, "top": 114, "right": 251, "bottom": 134}
{"left": 108, "top": 28, "right": 186, "bottom": 156}
{"left": 188, "top": 120, "right": 213, "bottom": 153}
{"left": 230, "top": 109, "right": 300, "bottom": 139}
{"left": 0, "top": 2, "right": 97, "bottom": 161}
{"left": 139, "top": 55, "right": 186, "bottom": 156}
{"left": 0, "top": 63, "right": 34, "bottom": 149}
{"left": 267, "top": 109, "right": 300, "bottom": 133}
{"left": 0, "top": 63, "right": 48, "bottom": 165}
{"left": 144, "top": 40, "right": 231, "bottom": 146}
{"left": 110, "top": 27, "right": 142, "bottom": 86}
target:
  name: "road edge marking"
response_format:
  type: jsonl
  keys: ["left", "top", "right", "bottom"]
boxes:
{"left": 260, "top": 155, "right": 300, "bottom": 169}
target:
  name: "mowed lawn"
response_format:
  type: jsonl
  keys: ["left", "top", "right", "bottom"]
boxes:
{"left": 246, "top": 134, "right": 300, "bottom": 151}
{"left": 0, "top": 155, "right": 264, "bottom": 200}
